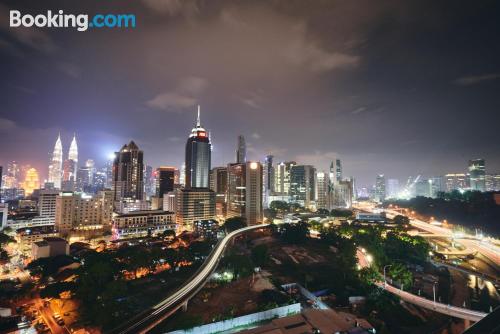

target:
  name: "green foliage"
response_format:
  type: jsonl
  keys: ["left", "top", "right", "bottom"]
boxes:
{"left": 223, "top": 216, "right": 247, "bottom": 232}
{"left": 251, "top": 244, "right": 269, "bottom": 267}
{"left": 189, "top": 240, "right": 213, "bottom": 258}
{"left": 359, "top": 267, "right": 381, "bottom": 286}
{"left": 222, "top": 251, "right": 254, "bottom": 278}
{"left": 393, "top": 215, "right": 410, "bottom": 225}
{"left": 280, "top": 222, "right": 309, "bottom": 244}
{"left": 330, "top": 209, "right": 354, "bottom": 218}
{"left": 40, "top": 281, "right": 75, "bottom": 299}
{"left": 0, "top": 232, "right": 15, "bottom": 245}
{"left": 269, "top": 201, "right": 290, "bottom": 212}
{"left": 388, "top": 263, "right": 413, "bottom": 288}
{"left": 26, "top": 255, "right": 77, "bottom": 278}
{"left": 384, "top": 231, "right": 430, "bottom": 264}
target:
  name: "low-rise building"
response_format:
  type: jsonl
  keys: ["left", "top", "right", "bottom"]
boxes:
{"left": 112, "top": 210, "right": 176, "bottom": 239}
{"left": 193, "top": 219, "right": 220, "bottom": 239}
{"left": 32, "top": 237, "right": 69, "bottom": 260}
{"left": 16, "top": 225, "right": 59, "bottom": 251}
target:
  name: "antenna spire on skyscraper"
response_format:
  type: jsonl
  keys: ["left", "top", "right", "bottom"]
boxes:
{"left": 196, "top": 105, "right": 201, "bottom": 127}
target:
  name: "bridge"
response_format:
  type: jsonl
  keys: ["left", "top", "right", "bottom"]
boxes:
{"left": 110, "top": 223, "right": 270, "bottom": 334}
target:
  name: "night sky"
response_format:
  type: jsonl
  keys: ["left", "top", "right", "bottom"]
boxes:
{"left": 1, "top": 0, "right": 499, "bottom": 187}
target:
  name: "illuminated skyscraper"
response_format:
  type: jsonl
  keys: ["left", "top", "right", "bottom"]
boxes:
{"left": 48, "top": 134, "right": 63, "bottom": 189}
{"left": 22, "top": 168, "right": 40, "bottom": 196}
{"left": 290, "top": 165, "right": 316, "bottom": 208}
{"left": 335, "top": 159, "right": 342, "bottom": 183}
{"left": 468, "top": 159, "right": 486, "bottom": 192}
{"left": 375, "top": 174, "right": 386, "bottom": 202}
{"left": 227, "top": 161, "right": 263, "bottom": 225}
{"left": 185, "top": 105, "right": 211, "bottom": 189}
{"left": 316, "top": 171, "right": 328, "bottom": 210}
{"left": 156, "top": 167, "right": 176, "bottom": 198}
{"left": 112, "top": 141, "right": 144, "bottom": 205}
{"left": 68, "top": 134, "right": 78, "bottom": 168}
{"left": 274, "top": 161, "right": 295, "bottom": 196}
{"left": 263, "top": 155, "right": 274, "bottom": 208}
{"left": 236, "top": 135, "right": 246, "bottom": 164}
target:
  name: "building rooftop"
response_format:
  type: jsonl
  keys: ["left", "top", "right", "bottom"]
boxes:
{"left": 115, "top": 210, "right": 175, "bottom": 218}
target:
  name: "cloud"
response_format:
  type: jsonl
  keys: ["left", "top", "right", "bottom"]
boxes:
{"left": 453, "top": 73, "right": 500, "bottom": 86}
{"left": 0, "top": 117, "right": 17, "bottom": 131}
{"left": 147, "top": 76, "right": 208, "bottom": 111}
{"left": 58, "top": 62, "right": 82, "bottom": 79}
{"left": 285, "top": 23, "right": 359, "bottom": 72}
{"left": 294, "top": 151, "right": 340, "bottom": 171}
{"left": 141, "top": 0, "right": 199, "bottom": 17}
{"left": 251, "top": 133, "right": 261, "bottom": 139}
{"left": 351, "top": 107, "right": 367, "bottom": 115}
{"left": 0, "top": 4, "right": 56, "bottom": 54}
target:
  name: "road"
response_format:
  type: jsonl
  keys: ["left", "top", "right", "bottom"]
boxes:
{"left": 355, "top": 249, "right": 488, "bottom": 322}
{"left": 35, "top": 299, "right": 69, "bottom": 334}
{"left": 112, "top": 223, "right": 269, "bottom": 334}
{"left": 383, "top": 208, "right": 500, "bottom": 265}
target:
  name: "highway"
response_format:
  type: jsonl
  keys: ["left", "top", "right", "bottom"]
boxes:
{"left": 111, "top": 223, "right": 269, "bottom": 334}
{"left": 378, "top": 282, "right": 487, "bottom": 322}
{"left": 356, "top": 249, "right": 488, "bottom": 322}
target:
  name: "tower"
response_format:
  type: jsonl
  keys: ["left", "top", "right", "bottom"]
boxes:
{"left": 112, "top": 141, "right": 144, "bottom": 205}
{"left": 48, "top": 134, "right": 63, "bottom": 189}
{"left": 236, "top": 135, "right": 246, "bottom": 164}
{"left": 185, "top": 105, "right": 211, "bottom": 189}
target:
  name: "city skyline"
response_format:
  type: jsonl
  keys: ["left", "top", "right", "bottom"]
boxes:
{"left": 1, "top": 0, "right": 500, "bottom": 187}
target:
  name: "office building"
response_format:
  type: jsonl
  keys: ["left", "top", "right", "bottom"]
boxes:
{"left": 210, "top": 167, "right": 228, "bottom": 218}
{"left": 55, "top": 190, "right": 113, "bottom": 234}
{"left": 444, "top": 173, "right": 467, "bottom": 192}
{"left": 386, "top": 179, "right": 399, "bottom": 199}
{"left": 112, "top": 141, "right": 144, "bottom": 210}
{"left": 263, "top": 155, "right": 274, "bottom": 208}
{"left": 468, "top": 159, "right": 486, "bottom": 192}
{"left": 144, "top": 165, "right": 155, "bottom": 197}
{"left": 156, "top": 166, "right": 177, "bottom": 198}
{"left": 375, "top": 174, "right": 386, "bottom": 202}
{"left": 315, "top": 171, "right": 328, "bottom": 210}
{"left": 274, "top": 161, "right": 295, "bottom": 197}
{"left": 289, "top": 165, "right": 316, "bottom": 208}
{"left": 334, "top": 180, "right": 353, "bottom": 208}
{"left": 175, "top": 188, "right": 216, "bottom": 228}
{"left": 38, "top": 189, "right": 59, "bottom": 221}
{"left": 112, "top": 210, "right": 176, "bottom": 239}
{"left": 415, "top": 179, "right": 431, "bottom": 197}
{"left": 227, "top": 161, "right": 263, "bottom": 225}
{"left": 335, "top": 159, "right": 342, "bottom": 183}
{"left": 48, "top": 134, "right": 63, "bottom": 189}
{"left": 485, "top": 174, "right": 500, "bottom": 191}
{"left": 236, "top": 135, "right": 246, "bottom": 163}
{"left": 21, "top": 168, "right": 40, "bottom": 196}
{"left": 32, "top": 237, "right": 69, "bottom": 260}
{"left": 185, "top": 106, "right": 211, "bottom": 189}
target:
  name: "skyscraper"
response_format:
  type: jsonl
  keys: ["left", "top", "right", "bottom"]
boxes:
{"left": 263, "top": 155, "right": 274, "bottom": 208}
{"left": 185, "top": 106, "right": 211, "bottom": 189}
{"left": 227, "top": 161, "right": 263, "bottom": 225}
{"left": 48, "top": 134, "right": 63, "bottom": 189}
{"left": 112, "top": 141, "right": 144, "bottom": 206}
{"left": 22, "top": 168, "right": 40, "bottom": 196}
{"left": 274, "top": 161, "right": 295, "bottom": 196}
{"left": 468, "top": 159, "right": 486, "bottom": 192}
{"left": 236, "top": 135, "right": 246, "bottom": 163}
{"left": 316, "top": 171, "right": 328, "bottom": 210}
{"left": 68, "top": 134, "right": 78, "bottom": 172}
{"left": 335, "top": 159, "right": 342, "bottom": 183}
{"left": 375, "top": 174, "right": 386, "bottom": 202}
{"left": 290, "top": 165, "right": 316, "bottom": 208}
{"left": 156, "top": 167, "right": 176, "bottom": 198}
{"left": 386, "top": 179, "right": 400, "bottom": 199}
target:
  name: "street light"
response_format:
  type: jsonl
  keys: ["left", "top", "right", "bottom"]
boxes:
{"left": 383, "top": 265, "right": 392, "bottom": 288}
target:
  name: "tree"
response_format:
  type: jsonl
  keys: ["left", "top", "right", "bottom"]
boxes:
{"left": 270, "top": 201, "right": 289, "bottom": 212}
{"left": 393, "top": 215, "right": 410, "bottom": 225}
{"left": 280, "top": 222, "right": 309, "bottom": 244}
{"left": 40, "top": 282, "right": 75, "bottom": 299}
{"left": 0, "top": 233, "right": 15, "bottom": 245}
{"left": 222, "top": 252, "right": 254, "bottom": 278}
{"left": 389, "top": 263, "right": 413, "bottom": 288}
{"left": 223, "top": 216, "right": 247, "bottom": 232}
{"left": 162, "top": 229, "right": 176, "bottom": 239}
{"left": 251, "top": 244, "right": 269, "bottom": 267}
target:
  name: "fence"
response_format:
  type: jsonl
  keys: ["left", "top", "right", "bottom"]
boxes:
{"left": 167, "top": 303, "right": 301, "bottom": 334}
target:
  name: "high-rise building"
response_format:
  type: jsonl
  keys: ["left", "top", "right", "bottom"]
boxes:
{"left": 156, "top": 167, "right": 176, "bottom": 198}
{"left": 236, "top": 135, "right": 246, "bottom": 164}
{"left": 334, "top": 180, "right": 353, "bottom": 208}
{"left": 444, "top": 173, "right": 467, "bottom": 192}
{"left": 468, "top": 159, "right": 486, "bottom": 192}
{"left": 112, "top": 141, "right": 144, "bottom": 208}
{"left": 1, "top": 161, "right": 20, "bottom": 190}
{"left": 274, "top": 161, "right": 296, "bottom": 196}
{"left": 185, "top": 106, "right": 211, "bottom": 189}
{"left": 68, "top": 134, "right": 78, "bottom": 168}
{"left": 227, "top": 162, "right": 263, "bottom": 225}
{"left": 335, "top": 159, "right": 342, "bottom": 183}
{"left": 429, "top": 176, "right": 444, "bottom": 198}
{"left": 175, "top": 188, "right": 216, "bottom": 228}
{"left": 263, "top": 155, "right": 274, "bottom": 208}
{"left": 48, "top": 134, "right": 63, "bottom": 189}
{"left": 386, "top": 179, "right": 399, "bottom": 199}
{"left": 375, "top": 174, "right": 386, "bottom": 202}
{"left": 38, "top": 189, "right": 59, "bottom": 220}
{"left": 210, "top": 167, "right": 228, "bottom": 218}
{"left": 22, "top": 168, "right": 40, "bottom": 196}
{"left": 55, "top": 190, "right": 113, "bottom": 234}
{"left": 315, "top": 171, "right": 328, "bottom": 210}
{"left": 485, "top": 174, "right": 500, "bottom": 191}
{"left": 144, "top": 165, "right": 155, "bottom": 197}
{"left": 289, "top": 165, "right": 316, "bottom": 208}
{"left": 415, "top": 179, "right": 431, "bottom": 197}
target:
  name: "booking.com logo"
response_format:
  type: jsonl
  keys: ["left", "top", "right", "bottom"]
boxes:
{"left": 9, "top": 10, "right": 136, "bottom": 32}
